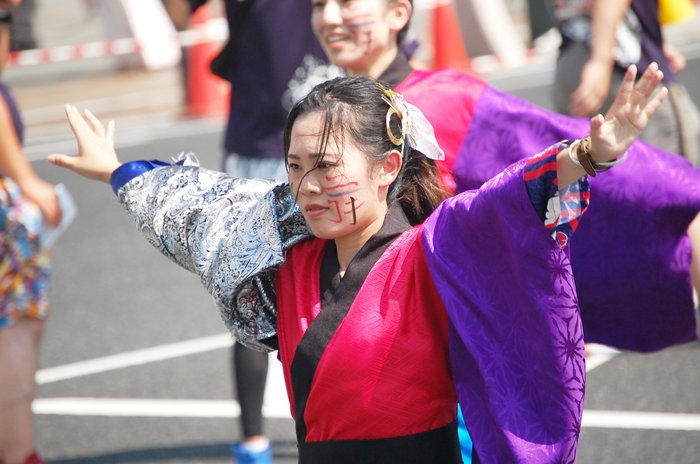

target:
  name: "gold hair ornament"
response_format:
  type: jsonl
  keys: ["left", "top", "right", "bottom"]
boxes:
{"left": 380, "top": 86, "right": 445, "bottom": 161}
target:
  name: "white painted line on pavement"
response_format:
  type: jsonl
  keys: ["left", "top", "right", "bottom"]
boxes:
{"left": 585, "top": 343, "right": 621, "bottom": 372}
{"left": 33, "top": 398, "right": 241, "bottom": 418}
{"left": 32, "top": 397, "right": 292, "bottom": 419}
{"left": 35, "top": 333, "right": 234, "bottom": 385}
{"left": 582, "top": 410, "right": 700, "bottom": 431}
{"left": 33, "top": 397, "right": 700, "bottom": 431}
{"left": 264, "top": 354, "right": 291, "bottom": 416}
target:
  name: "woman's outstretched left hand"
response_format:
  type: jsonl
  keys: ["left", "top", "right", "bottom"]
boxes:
{"left": 589, "top": 62, "right": 667, "bottom": 163}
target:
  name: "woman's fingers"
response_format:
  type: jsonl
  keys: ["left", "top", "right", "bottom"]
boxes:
{"left": 107, "top": 120, "right": 115, "bottom": 152}
{"left": 47, "top": 153, "right": 78, "bottom": 170}
{"left": 64, "top": 105, "right": 105, "bottom": 141}
{"left": 610, "top": 65, "right": 637, "bottom": 111}
{"left": 65, "top": 105, "right": 92, "bottom": 138}
{"left": 591, "top": 113, "right": 605, "bottom": 131}
{"left": 84, "top": 109, "right": 106, "bottom": 139}
{"left": 54, "top": 106, "right": 122, "bottom": 183}
{"left": 629, "top": 63, "right": 663, "bottom": 108}
{"left": 643, "top": 86, "right": 668, "bottom": 119}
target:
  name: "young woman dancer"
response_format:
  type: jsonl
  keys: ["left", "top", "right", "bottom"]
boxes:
{"left": 310, "top": 0, "right": 700, "bottom": 353}
{"left": 50, "top": 65, "right": 664, "bottom": 463}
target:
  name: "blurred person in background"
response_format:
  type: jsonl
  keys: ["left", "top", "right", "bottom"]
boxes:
{"left": 0, "top": 1, "right": 62, "bottom": 464}
{"left": 164, "top": 1, "right": 331, "bottom": 463}
{"left": 312, "top": 0, "right": 700, "bottom": 396}
{"left": 552, "top": 0, "right": 700, "bottom": 166}
{"left": 8, "top": 0, "right": 35, "bottom": 52}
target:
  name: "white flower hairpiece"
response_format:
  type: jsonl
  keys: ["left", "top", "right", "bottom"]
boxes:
{"left": 381, "top": 88, "right": 445, "bottom": 161}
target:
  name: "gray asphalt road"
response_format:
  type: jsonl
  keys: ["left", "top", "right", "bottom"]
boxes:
{"left": 29, "top": 58, "right": 700, "bottom": 464}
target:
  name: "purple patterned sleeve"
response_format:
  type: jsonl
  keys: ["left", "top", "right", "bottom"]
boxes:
{"left": 422, "top": 159, "right": 585, "bottom": 463}
{"left": 524, "top": 141, "right": 590, "bottom": 250}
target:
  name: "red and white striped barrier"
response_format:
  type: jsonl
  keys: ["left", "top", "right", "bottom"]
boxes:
{"left": 5, "top": 18, "right": 228, "bottom": 69}
{"left": 5, "top": 16, "right": 553, "bottom": 74}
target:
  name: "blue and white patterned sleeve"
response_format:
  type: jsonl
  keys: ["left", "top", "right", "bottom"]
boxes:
{"left": 111, "top": 156, "right": 312, "bottom": 351}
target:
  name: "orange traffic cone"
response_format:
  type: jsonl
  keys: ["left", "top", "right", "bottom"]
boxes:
{"left": 432, "top": 1, "right": 471, "bottom": 72}
{"left": 187, "top": 5, "right": 230, "bottom": 117}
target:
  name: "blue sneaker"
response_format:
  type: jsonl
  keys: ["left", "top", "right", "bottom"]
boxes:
{"left": 230, "top": 441, "right": 273, "bottom": 464}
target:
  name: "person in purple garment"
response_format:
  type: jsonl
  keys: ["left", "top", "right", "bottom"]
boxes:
{"left": 311, "top": 0, "right": 700, "bottom": 353}
{"left": 49, "top": 62, "right": 664, "bottom": 463}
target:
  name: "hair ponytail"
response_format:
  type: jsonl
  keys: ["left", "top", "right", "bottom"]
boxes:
{"left": 389, "top": 146, "right": 447, "bottom": 225}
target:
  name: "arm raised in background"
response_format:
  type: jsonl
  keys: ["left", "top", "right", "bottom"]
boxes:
{"left": 569, "top": 0, "right": 631, "bottom": 117}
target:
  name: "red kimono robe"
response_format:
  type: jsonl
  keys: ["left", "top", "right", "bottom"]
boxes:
{"left": 275, "top": 205, "right": 462, "bottom": 463}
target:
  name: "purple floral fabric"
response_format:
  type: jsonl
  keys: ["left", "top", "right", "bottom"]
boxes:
{"left": 453, "top": 86, "right": 700, "bottom": 352}
{"left": 423, "top": 159, "right": 584, "bottom": 464}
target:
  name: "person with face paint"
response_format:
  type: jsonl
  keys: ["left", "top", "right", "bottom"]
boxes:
{"left": 50, "top": 61, "right": 664, "bottom": 463}
{"left": 311, "top": 0, "right": 700, "bottom": 354}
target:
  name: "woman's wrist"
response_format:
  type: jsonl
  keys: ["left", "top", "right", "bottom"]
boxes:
{"left": 101, "top": 163, "right": 122, "bottom": 184}
{"left": 568, "top": 137, "right": 626, "bottom": 177}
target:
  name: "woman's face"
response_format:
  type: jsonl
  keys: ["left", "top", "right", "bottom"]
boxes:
{"left": 311, "top": 0, "right": 408, "bottom": 75}
{"left": 287, "top": 111, "right": 391, "bottom": 240}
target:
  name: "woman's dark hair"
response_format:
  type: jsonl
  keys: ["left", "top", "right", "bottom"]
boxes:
{"left": 283, "top": 75, "right": 447, "bottom": 226}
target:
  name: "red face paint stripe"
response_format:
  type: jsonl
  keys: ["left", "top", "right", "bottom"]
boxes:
{"left": 348, "top": 21, "right": 377, "bottom": 29}
{"left": 344, "top": 13, "right": 374, "bottom": 22}
{"left": 326, "top": 182, "right": 359, "bottom": 190}
{"left": 344, "top": 201, "right": 365, "bottom": 213}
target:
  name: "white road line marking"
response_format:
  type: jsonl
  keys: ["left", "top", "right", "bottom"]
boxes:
{"left": 582, "top": 410, "right": 700, "bottom": 431}
{"left": 35, "top": 333, "right": 234, "bottom": 384}
{"left": 33, "top": 397, "right": 700, "bottom": 431}
{"left": 32, "top": 335, "right": 626, "bottom": 423}
{"left": 585, "top": 343, "right": 620, "bottom": 372}
{"left": 264, "top": 354, "right": 291, "bottom": 416}
{"left": 33, "top": 398, "right": 241, "bottom": 418}
{"left": 32, "top": 397, "right": 292, "bottom": 419}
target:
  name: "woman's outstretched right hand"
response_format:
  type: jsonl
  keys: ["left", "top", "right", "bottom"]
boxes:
{"left": 48, "top": 105, "right": 121, "bottom": 184}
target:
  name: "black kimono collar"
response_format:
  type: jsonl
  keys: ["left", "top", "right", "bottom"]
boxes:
{"left": 320, "top": 201, "right": 411, "bottom": 296}
{"left": 292, "top": 202, "right": 411, "bottom": 444}
{"left": 377, "top": 51, "right": 414, "bottom": 90}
